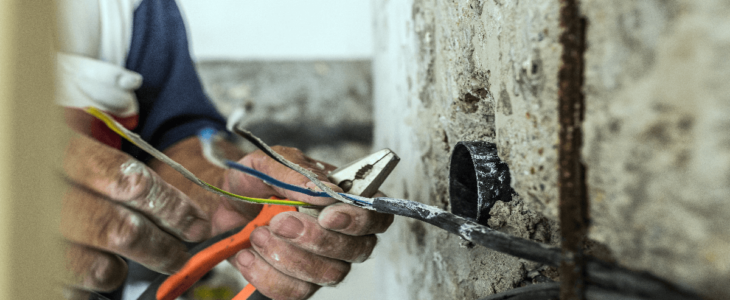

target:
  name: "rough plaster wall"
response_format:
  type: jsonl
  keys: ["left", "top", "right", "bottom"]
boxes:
{"left": 582, "top": 1, "right": 730, "bottom": 297}
{"left": 372, "top": 0, "right": 561, "bottom": 298}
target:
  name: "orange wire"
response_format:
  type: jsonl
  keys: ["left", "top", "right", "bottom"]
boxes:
{"left": 232, "top": 284, "right": 258, "bottom": 300}
{"left": 156, "top": 203, "right": 296, "bottom": 300}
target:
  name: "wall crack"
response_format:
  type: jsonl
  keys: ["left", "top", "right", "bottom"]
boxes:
{"left": 558, "top": 0, "right": 589, "bottom": 300}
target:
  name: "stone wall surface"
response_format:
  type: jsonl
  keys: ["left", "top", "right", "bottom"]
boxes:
{"left": 582, "top": 1, "right": 730, "bottom": 298}
{"left": 372, "top": 0, "right": 561, "bottom": 299}
{"left": 372, "top": 0, "right": 729, "bottom": 299}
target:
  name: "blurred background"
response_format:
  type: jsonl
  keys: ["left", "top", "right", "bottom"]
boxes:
{"left": 179, "top": 0, "right": 375, "bottom": 168}
{"left": 176, "top": 1, "right": 377, "bottom": 300}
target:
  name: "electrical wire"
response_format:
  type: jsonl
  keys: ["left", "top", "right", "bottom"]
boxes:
{"left": 203, "top": 124, "right": 700, "bottom": 300}
{"left": 87, "top": 107, "right": 700, "bottom": 300}
{"left": 84, "top": 107, "right": 310, "bottom": 207}
{"left": 198, "top": 127, "right": 373, "bottom": 207}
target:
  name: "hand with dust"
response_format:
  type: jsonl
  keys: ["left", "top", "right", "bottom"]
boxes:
{"left": 61, "top": 134, "right": 393, "bottom": 300}
{"left": 61, "top": 135, "right": 211, "bottom": 292}
{"left": 225, "top": 149, "right": 394, "bottom": 299}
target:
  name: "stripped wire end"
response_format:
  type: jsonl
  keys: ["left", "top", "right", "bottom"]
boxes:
{"left": 341, "top": 194, "right": 374, "bottom": 207}
{"left": 226, "top": 107, "right": 246, "bottom": 133}
{"left": 198, "top": 127, "right": 229, "bottom": 169}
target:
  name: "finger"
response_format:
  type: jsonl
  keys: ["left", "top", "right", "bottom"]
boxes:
{"left": 64, "top": 243, "right": 127, "bottom": 292}
{"left": 269, "top": 212, "right": 377, "bottom": 263}
{"left": 318, "top": 203, "right": 394, "bottom": 236}
{"left": 210, "top": 192, "right": 263, "bottom": 236}
{"left": 234, "top": 147, "right": 343, "bottom": 205}
{"left": 64, "top": 135, "right": 210, "bottom": 242}
{"left": 233, "top": 249, "right": 319, "bottom": 300}
{"left": 249, "top": 227, "right": 350, "bottom": 286}
{"left": 61, "top": 186, "right": 190, "bottom": 274}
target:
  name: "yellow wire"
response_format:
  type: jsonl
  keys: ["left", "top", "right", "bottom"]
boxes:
{"left": 85, "top": 107, "right": 133, "bottom": 141}
{"left": 84, "top": 107, "right": 310, "bottom": 206}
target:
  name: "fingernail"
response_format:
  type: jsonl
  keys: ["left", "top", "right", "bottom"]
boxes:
{"left": 237, "top": 250, "right": 255, "bottom": 268}
{"left": 323, "top": 212, "right": 351, "bottom": 230}
{"left": 275, "top": 216, "right": 304, "bottom": 239}
{"left": 250, "top": 228, "right": 270, "bottom": 248}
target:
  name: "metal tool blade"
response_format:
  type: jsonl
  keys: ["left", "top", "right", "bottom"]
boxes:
{"left": 327, "top": 148, "right": 400, "bottom": 198}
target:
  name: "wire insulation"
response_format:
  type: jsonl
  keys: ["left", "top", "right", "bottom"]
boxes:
{"left": 198, "top": 127, "right": 374, "bottom": 206}
{"left": 85, "top": 107, "right": 310, "bottom": 207}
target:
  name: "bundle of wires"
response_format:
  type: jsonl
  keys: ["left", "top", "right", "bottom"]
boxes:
{"left": 86, "top": 107, "right": 312, "bottom": 207}
{"left": 86, "top": 107, "right": 702, "bottom": 300}
{"left": 197, "top": 127, "right": 373, "bottom": 207}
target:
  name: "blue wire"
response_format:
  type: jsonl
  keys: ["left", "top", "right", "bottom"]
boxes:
{"left": 226, "top": 160, "right": 371, "bottom": 205}
{"left": 198, "top": 128, "right": 371, "bottom": 205}
{"left": 224, "top": 161, "right": 328, "bottom": 197}
{"left": 225, "top": 160, "right": 370, "bottom": 205}
{"left": 198, "top": 127, "right": 217, "bottom": 143}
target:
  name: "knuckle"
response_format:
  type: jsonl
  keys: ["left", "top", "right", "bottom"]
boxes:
{"left": 309, "top": 233, "right": 330, "bottom": 251}
{"left": 283, "top": 169, "right": 306, "bottom": 184}
{"left": 89, "top": 256, "right": 126, "bottom": 292}
{"left": 149, "top": 183, "right": 191, "bottom": 226}
{"left": 112, "top": 160, "right": 154, "bottom": 202}
{"left": 65, "top": 245, "right": 127, "bottom": 292}
{"left": 107, "top": 210, "right": 146, "bottom": 250}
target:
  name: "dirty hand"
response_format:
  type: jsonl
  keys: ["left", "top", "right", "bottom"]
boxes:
{"left": 61, "top": 135, "right": 212, "bottom": 292}
{"left": 221, "top": 147, "right": 394, "bottom": 300}
{"left": 62, "top": 134, "right": 393, "bottom": 300}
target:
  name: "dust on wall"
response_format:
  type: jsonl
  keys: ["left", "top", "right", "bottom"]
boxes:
{"left": 582, "top": 1, "right": 730, "bottom": 298}
{"left": 373, "top": 0, "right": 730, "bottom": 299}
{"left": 372, "top": 0, "right": 561, "bottom": 298}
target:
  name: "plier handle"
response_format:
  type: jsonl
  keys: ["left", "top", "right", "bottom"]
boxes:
{"left": 137, "top": 149, "right": 399, "bottom": 300}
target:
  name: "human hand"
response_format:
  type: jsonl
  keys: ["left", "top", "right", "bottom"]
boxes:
{"left": 61, "top": 135, "right": 212, "bottom": 292}
{"left": 62, "top": 134, "right": 393, "bottom": 300}
{"left": 223, "top": 147, "right": 395, "bottom": 300}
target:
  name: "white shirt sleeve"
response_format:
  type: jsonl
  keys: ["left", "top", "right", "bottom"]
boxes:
{"left": 56, "top": 0, "right": 144, "bottom": 117}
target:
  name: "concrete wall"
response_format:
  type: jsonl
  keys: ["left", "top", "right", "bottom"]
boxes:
{"left": 582, "top": 1, "right": 730, "bottom": 297}
{"left": 372, "top": 0, "right": 729, "bottom": 299}
{"left": 372, "top": 1, "right": 561, "bottom": 299}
